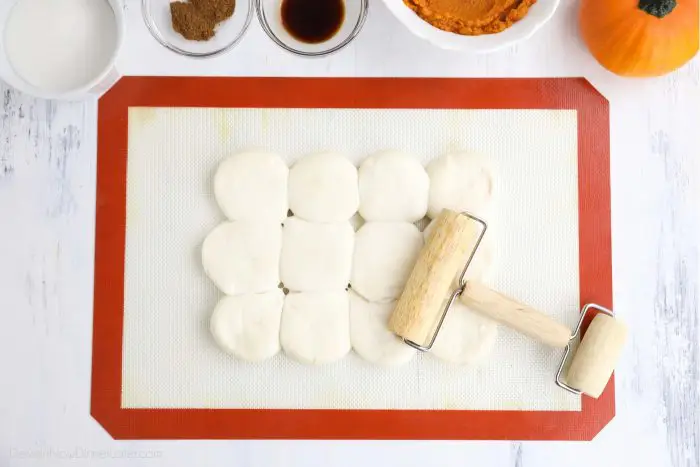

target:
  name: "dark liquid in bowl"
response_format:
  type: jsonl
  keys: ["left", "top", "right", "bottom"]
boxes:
{"left": 281, "top": 0, "right": 345, "bottom": 44}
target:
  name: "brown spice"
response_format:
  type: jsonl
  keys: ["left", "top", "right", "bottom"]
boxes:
{"left": 170, "top": 0, "right": 236, "bottom": 41}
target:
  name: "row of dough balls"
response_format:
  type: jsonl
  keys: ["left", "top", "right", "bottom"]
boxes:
{"left": 213, "top": 150, "right": 494, "bottom": 224}
{"left": 204, "top": 150, "right": 498, "bottom": 365}
{"left": 202, "top": 218, "right": 495, "bottom": 302}
{"left": 210, "top": 290, "right": 415, "bottom": 365}
{"left": 209, "top": 251, "right": 499, "bottom": 365}
{"left": 202, "top": 218, "right": 424, "bottom": 297}
{"left": 211, "top": 287, "right": 501, "bottom": 365}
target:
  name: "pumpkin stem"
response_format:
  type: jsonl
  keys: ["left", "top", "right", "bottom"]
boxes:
{"left": 638, "top": 0, "right": 676, "bottom": 18}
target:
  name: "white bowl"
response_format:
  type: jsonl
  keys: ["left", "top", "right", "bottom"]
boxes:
{"left": 0, "top": 0, "right": 125, "bottom": 100}
{"left": 382, "top": 0, "right": 560, "bottom": 53}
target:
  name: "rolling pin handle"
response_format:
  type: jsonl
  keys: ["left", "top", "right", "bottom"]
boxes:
{"left": 459, "top": 281, "right": 573, "bottom": 348}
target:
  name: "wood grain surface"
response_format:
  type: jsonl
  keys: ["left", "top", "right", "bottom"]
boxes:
{"left": 0, "top": 0, "right": 697, "bottom": 465}
{"left": 460, "top": 281, "right": 573, "bottom": 349}
{"left": 390, "top": 210, "right": 479, "bottom": 348}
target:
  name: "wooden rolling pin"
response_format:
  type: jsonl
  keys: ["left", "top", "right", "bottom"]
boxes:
{"left": 389, "top": 209, "right": 627, "bottom": 398}
{"left": 388, "top": 210, "right": 478, "bottom": 347}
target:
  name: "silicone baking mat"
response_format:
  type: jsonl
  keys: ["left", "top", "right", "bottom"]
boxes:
{"left": 92, "top": 77, "right": 612, "bottom": 440}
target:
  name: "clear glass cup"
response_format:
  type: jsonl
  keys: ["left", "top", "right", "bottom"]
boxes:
{"left": 257, "top": 0, "right": 368, "bottom": 57}
{"left": 142, "top": 0, "right": 253, "bottom": 58}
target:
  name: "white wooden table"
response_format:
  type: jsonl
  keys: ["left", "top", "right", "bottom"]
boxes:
{"left": 1, "top": 0, "right": 698, "bottom": 466}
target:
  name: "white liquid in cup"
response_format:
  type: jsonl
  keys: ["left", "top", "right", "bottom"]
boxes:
{"left": 4, "top": 0, "right": 118, "bottom": 94}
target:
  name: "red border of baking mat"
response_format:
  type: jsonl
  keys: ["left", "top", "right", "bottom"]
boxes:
{"left": 92, "top": 77, "right": 612, "bottom": 440}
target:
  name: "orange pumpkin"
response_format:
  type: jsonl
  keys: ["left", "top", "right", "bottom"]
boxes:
{"left": 579, "top": 0, "right": 699, "bottom": 77}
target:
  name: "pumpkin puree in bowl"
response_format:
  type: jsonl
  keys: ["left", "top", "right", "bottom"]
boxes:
{"left": 404, "top": 0, "right": 537, "bottom": 35}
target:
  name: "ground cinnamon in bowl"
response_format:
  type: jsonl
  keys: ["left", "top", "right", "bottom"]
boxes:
{"left": 171, "top": 0, "right": 236, "bottom": 41}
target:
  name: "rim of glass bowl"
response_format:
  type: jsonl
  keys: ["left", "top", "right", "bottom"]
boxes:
{"left": 256, "top": 0, "right": 369, "bottom": 58}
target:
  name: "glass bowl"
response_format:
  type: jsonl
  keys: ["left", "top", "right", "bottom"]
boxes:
{"left": 257, "top": 0, "right": 368, "bottom": 57}
{"left": 142, "top": 0, "right": 253, "bottom": 58}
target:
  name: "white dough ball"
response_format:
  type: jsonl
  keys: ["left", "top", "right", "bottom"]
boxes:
{"left": 426, "top": 153, "right": 494, "bottom": 219}
{"left": 281, "top": 217, "right": 354, "bottom": 292}
{"left": 214, "top": 151, "right": 289, "bottom": 222}
{"left": 358, "top": 151, "right": 429, "bottom": 222}
{"left": 423, "top": 220, "right": 495, "bottom": 282}
{"left": 280, "top": 291, "right": 351, "bottom": 364}
{"left": 430, "top": 301, "right": 498, "bottom": 365}
{"left": 351, "top": 222, "right": 424, "bottom": 302}
{"left": 210, "top": 291, "right": 284, "bottom": 362}
{"left": 288, "top": 152, "right": 359, "bottom": 222}
{"left": 201, "top": 221, "right": 281, "bottom": 295}
{"left": 349, "top": 291, "right": 416, "bottom": 366}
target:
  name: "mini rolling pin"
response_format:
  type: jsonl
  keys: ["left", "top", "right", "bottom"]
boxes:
{"left": 389, "top": 210, "right": 478, "bottom": 348}
{"left": 389, "top": 209, "right": 627, "bottom": 399}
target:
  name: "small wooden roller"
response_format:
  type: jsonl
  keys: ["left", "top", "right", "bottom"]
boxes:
{"left": 389, "top": 209, "right": 627, "bottom": 399}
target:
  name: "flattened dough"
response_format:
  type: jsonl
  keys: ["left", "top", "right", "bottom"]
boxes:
{"left": 281, "top": 217, "right": 354, "bottom": 292}
{"left": 423, "top": 219, "right": 495, "bottom": 282}
{"left": 201, "top": 221, "right": 281, "bottom": 295}
{"left": 210, "top": 291, "right": 283, "bottom": 361}
{"left": 280, "top": 291, "right": 351, "bottom": 364}
{"left": 426, "top": 153, "right": 494, "bottom": 219}
{"left": 430, "top": 301, "right": 498, "bottom": 365}
{"left": 214, "top": 151, "right": 289, "bottom": 222}
{"left": 358, "top": 151, "right": 429, "bottom": 222}
{"left": 349, "top": 291, "right": 416, "bottom": 365}
{"left": 288, "top": 152, "right": 359, "bottom": 222}
{"left": 351, "top": 222, "right": 424, "bottom": 302}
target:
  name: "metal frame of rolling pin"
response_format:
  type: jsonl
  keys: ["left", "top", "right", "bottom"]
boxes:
{"left": 554, "top": 303, "right": 615, "bottom": 395}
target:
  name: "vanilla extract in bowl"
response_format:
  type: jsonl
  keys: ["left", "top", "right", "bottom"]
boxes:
{"left": 281, "top": 0, "right": 345, "bottom": 44}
